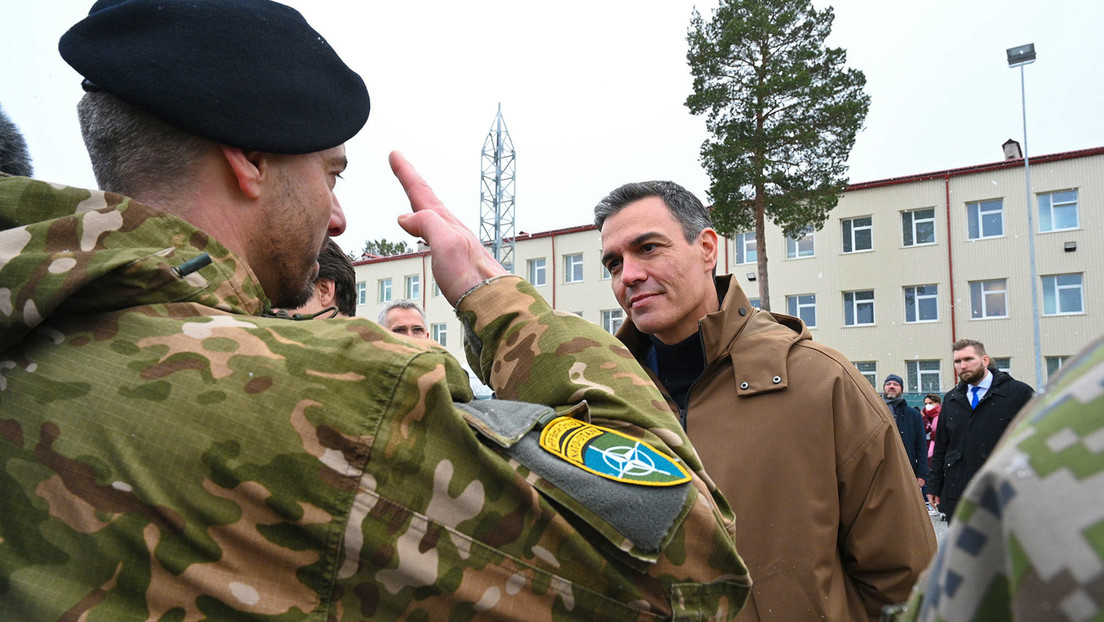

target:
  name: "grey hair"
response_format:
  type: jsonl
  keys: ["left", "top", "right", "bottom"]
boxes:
{"left": 593, "top": 180, "right": 712, "bottom": 243}
{"left": 377, "top": 299, "right": 426, "bottom": 325}
{"left": 77, "top": 92, "right": 209, "bottom": 199}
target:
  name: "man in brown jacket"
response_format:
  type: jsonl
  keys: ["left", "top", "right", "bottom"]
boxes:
{"left": 595, "top": 181, "right": 936, "bottom": 621}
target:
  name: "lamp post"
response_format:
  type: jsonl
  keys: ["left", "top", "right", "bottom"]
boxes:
{"left": 1006, "top": 43, "right": 1044, "bottom": 390}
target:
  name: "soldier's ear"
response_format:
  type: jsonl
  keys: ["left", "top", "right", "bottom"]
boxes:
{"left": 316, "top": 277, "right": 337, "bottom": 307}
{"left": 220, "top": 146, "right": 266, "bottom": 200}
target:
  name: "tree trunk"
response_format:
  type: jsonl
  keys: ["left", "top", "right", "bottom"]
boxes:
{"left": 755, "top": 184, "right": 769, "bottom": 310}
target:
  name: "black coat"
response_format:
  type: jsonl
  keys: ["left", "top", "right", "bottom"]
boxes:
{"left": 929, "top": 368, "right": 1034, "bottom": 513}
{"left": 885, "top": 396, "right": 928, "bottom": 480}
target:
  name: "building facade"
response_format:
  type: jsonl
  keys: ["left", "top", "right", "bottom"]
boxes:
{"left": 353, "top": 146, "right": 1104, "bottom": 394}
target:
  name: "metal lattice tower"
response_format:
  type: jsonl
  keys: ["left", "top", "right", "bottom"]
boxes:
{"left": 480, "top": 104, "right": 516, "bottom": 270}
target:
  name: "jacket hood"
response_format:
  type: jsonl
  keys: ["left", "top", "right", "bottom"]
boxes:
{"left": 0, "top": 176, "right": 268, "bottom": 352}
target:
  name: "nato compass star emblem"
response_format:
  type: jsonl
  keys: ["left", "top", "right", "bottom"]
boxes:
{"left": 538, "top": 416, "right": 691, "bottom": 486}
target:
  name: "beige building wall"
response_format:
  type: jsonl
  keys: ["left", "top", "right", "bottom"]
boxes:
{"left": 353, "top": 147, "right": 1104, "bottom": 394}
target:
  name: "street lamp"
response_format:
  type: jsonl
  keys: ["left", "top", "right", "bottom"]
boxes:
{"left": 1006, "top": 43, "right": 1044, "bottom": 389}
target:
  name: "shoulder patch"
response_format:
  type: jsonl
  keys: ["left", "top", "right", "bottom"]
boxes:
{"left": 539, "top": 416, "right": 691, "bottom": 486}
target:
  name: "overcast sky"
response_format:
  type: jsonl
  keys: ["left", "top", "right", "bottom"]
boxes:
{"left": 3, "top": 0, "right": 1102, "bottom": 254}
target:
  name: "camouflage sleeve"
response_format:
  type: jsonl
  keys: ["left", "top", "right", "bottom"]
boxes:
{"left": 457, "top": 276, "right": 712, "bottom": 477}
{"left": 893, "top": 336, "right": 1104, "bottom": 622}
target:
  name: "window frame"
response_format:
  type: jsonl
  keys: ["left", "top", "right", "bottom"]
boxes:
{"left": 564, "top": 253, "right": 584, "bottom": 283}
{"left": 904, "top": 284, "right": 939, "bottom": 323}
{"left": 735, "top": 232, "right": 757, "bottom": 265}
{"left": 378, "top": 278, "right": 392, "bottom": 304}
{"left": 601, "top": 308, "right": 624, "bottom": 335}
{"left": 431, "top": 323, "right": 447, "bottom": 346}
{"left": 906, "top": 360, "right": 942, "bottom": 393}
{"left": 854, "top": 361, "right": 877, "bottom": 388}
{"left": 901, "top": 208, "right": 936, "bottom": 247}
{"left": 967, "top": 199, "right": 1004, "bottom": 240}
{"left": 404, "top": 274, "right": 420, "bottom": 300}
{"left": 1042, "top": 273, "right": 1084, "bottom": 316}
{"left": 1038, "top": 189, "right": 1080, "bottom": 233}
{"left": 841, "top": 216, "right": 873, "bottom": 254}
{"left": 843, "top": 290, "right": 876, "bottom": 326}
{"left": 786, "top": 229, "right": 815, "bottom": 259}
{"left": 356, "top": 281, "right": 367, "bottom": 306}
{"left": 969, "top": 279, "right": 1008, "bottom": 319}
{"left": 527, "top": 258, "right": 547, "bottom": 287}
{"left": 786, "top": 294, "right": 817, "bottom": 328}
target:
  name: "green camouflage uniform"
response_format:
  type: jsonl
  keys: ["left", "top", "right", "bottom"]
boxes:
{"left": 890, "top": 334, "right": 1104, "bottom": 622}
{"left": 0, "top": 176, "right": 750, "bottom": 621}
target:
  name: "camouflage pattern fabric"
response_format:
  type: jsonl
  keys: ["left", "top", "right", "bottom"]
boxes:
{"left": 0, "top": 176, "right": 750, "bottom": 620}
{"left": 891, "top": 334, "right": 1104, "bottom": 621}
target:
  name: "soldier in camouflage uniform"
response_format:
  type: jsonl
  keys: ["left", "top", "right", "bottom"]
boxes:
{"left": 887, "top": 334, "right": 1104, "bottom": 621}
{"left": 0, "top": 1, "right": 750, "bottom": 619}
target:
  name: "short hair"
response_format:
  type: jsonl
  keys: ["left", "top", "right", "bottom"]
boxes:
{"left": 952, "top": 339, "right": 987, "bottom": 357}
{"left": 924, "top": 393, "right": 942, "bottom": 404}
{"left": 317, "top": 239, "right": 356, "bottom": 317}
{"left": 77, "top": 91, "right": 208, "bottom": 199}
{"left": 594, "top": 181, "right": 712, "bottom": 243}
{"left": 0, "top": 103, "right": 33, "bottom": 177}
{"left": 378, "top": 299, "right": 426, "bottom": 326}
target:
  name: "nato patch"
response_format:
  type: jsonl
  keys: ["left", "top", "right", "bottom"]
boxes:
{"left": 539, "top": 416, "right": 691, "bottom": 486}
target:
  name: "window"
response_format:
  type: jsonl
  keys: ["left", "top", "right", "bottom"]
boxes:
{"left": 902, "top": 208, "right": 935, "bottom": 246}
{"left": 786, "top": 294, "right": 816, "bottom": 328}
{"left": 601, "top": 309, "right": 624, "bottom": 335}
{"left": 404, "top": 275, "right": 420, "bottom": 300}
{"left": 854, "top": 361, "right": 877, "bottom": 388}
{"left": 748, "top": 298, "right": 761, "bottom": 309}
{"left": 991, "top": 357, "right": 1011, "bottom": 374}
{"left": 786, "top": 229, "right": 815, "bottom": 259}
{"left": 1042, "top": 274, "right": 1083, "bottom": 315}
{"left": 843, "top": 290, "right": 875, "bottom": 326}
{"left": 1046, "top": 356, "right": 1068, "bottom": 380}
{"left": 907, "top": 360, "right": 942, "bottom": 393}
{"left": 1038, "top": 190, "right": 1079, "bottom": 232}
{"left": 842, "top": 217, "right": 872, "bottom": 253}
{"left": 967, "top": 199, "right": 1003, "bottom": 239}
{"left": 433, "top": 281, "right": 441, "bottom": 297}
{"left": 904, "top": 285, "right": 938, "bottom": 323}
{"left": 564, "top": 253, "right": 584, "bottom": 283}
{"left": 735, "top": 232, "right": 757, "bottom": 265}
{"left": 969, "top": 279, "right": 1007, "bottom": 319}
{"left": 378, "top": 278, "right": 392, "bottom": 303}
{"left": 601, "top": 264, "right": 611, "bottom": 280}
{"left": 356, "top": 281, "right": 367, "bottom": 306}
{"left": 527, "top": 258, "right": 547, "bottom": 286}
{"left": 431, "top": 323, "right": 447, "bottom": 346}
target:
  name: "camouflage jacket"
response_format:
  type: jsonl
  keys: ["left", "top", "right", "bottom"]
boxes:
{"left": 0, "top": 176, "right": 750, "bottom": 621}
{"left": 891, "top": 334, "right": 1104, "bottom": 621}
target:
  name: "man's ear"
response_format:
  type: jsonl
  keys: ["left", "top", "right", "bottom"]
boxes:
{"left": 699, "top": 228, "right": 719, "bottom": 270}
{"left": 316, "top": 277, "right": 337, "bottom": 307}
{"left": 220, "top": 146, "right": 267, "bottom": 199}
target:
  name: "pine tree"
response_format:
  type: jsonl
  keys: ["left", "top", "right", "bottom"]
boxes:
{"left": 349, "top": 238, "right": 412, "bottom": 260}
{"left": 686, "top": 0, "right": 869, "bottom": 310}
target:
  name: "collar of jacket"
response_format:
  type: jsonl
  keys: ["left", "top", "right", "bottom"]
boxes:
{"left": 951, "top": 367, "right": 1013, "bottom": 403}
{"left": 618, "top": 274, "right": 809, "bottom": 397}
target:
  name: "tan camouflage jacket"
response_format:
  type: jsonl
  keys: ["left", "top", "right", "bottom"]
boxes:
{"left": 0, "top": 176, "right": 749, "bottom": 621}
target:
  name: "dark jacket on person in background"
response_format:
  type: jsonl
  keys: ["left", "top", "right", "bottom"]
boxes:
{"left": 928, "top": 368, "right": 1034, "bottom": 518}
{"left": 885, "top": 396, "right": 928, "bottom": 481}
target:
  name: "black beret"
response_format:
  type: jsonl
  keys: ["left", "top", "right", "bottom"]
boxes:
{"left": 59, "top": 0, "right": 369, "bottom": 154}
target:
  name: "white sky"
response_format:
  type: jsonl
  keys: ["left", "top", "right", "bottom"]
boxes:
{"left": 3, "top": 0, "right": 1102, "bottom": 254}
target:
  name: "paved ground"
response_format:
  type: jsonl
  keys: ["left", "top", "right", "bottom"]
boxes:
{"left": 931, "top": 512, "right": 949, "bottom": 546}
